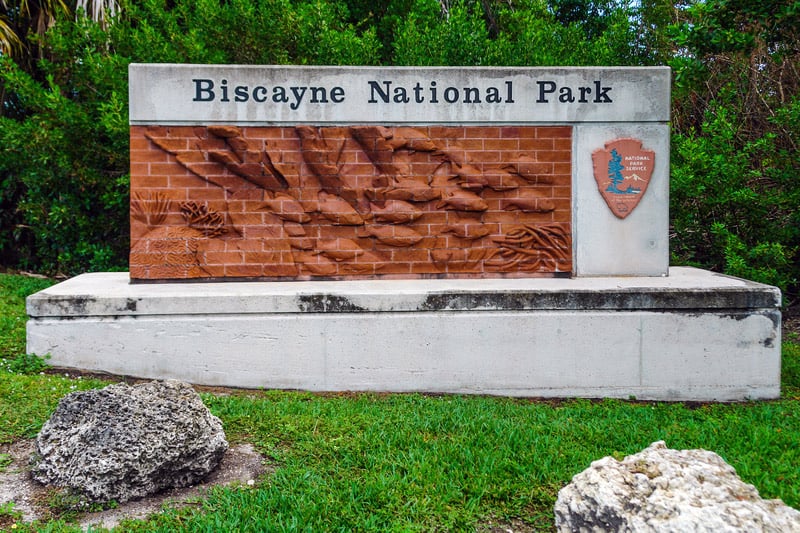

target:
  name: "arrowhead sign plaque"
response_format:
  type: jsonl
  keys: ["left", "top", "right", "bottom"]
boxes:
{"left": 592, "top": 138, "right": 655, "bottom": 219}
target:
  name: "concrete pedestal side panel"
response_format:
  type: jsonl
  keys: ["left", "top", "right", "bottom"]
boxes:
{"left": 640, "top": 311, "right": 781, "bottom": 396}
{"left": 27, "top": 312, "right": 643, "bottom": 394}
{"left": 27, "top": 267, "right": 780, "bottom": 401}
{"left": 573, "top": 124, "right": 670, "bottom": 277}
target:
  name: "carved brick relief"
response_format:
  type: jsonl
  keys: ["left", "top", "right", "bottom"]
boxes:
{"left": 130, "top": 125, "right": 571, "bottom": 280}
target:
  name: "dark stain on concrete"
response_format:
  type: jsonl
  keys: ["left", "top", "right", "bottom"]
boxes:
{"left": 296, "top": 294, "right": 367, "bottom": 313}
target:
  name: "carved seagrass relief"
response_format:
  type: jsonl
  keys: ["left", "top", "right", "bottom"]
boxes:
{"left": 130, "top": 125, "right": 572, "bottom": 280}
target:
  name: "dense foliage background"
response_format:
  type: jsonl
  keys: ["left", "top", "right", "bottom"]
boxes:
{"left": 1, "top": 0, "right": 797, "bottom": 305}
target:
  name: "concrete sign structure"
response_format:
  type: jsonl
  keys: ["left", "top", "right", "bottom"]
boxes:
{"left": 26, "top": 65, "right": 781, "bottom": 401}
{"left": 127, "top": 65, "right": 670, "bottom": 281}
{"left": 128, "top": 65, "right": 670, "bottom": 125}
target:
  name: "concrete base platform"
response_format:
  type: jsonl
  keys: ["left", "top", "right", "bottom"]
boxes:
{"left": 26, "top": 267, "right": 781, "bottom": 401}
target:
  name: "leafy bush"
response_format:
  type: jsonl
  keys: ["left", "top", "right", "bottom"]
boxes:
{"left": 0, "top": 30, "right": 130, "bottom": 274}
{"left": 671, "top": 103, "right": 799, "bottom": 292}
{"left": 392, "top": 0, "right": 646, "bottom": 67}
{"left": 0, "top": 0, "right": 798, "bottom": 305}
{"left": 0, "top": 0, "right": 382, "bottom": 275}
{"left": 668, "top": 0, "right": 800, "bottom": 301}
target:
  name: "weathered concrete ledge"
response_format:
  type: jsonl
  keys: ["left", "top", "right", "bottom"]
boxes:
{"left": 27, "top": 267, "right": 781, "bottom": 401}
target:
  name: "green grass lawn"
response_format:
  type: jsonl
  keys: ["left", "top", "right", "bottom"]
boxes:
{"left": 2, "top": 272, "right": 799, "bottom": 531}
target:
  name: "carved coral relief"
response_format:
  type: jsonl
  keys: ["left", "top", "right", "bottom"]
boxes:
{"left": 133, "top": 125, "right": 571, "bottom": 280}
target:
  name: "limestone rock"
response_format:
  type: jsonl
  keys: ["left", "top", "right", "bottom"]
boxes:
{"left": 31, "top": 380, "right": 228, "bottom": 503}
{"left": 554, "top": 441, "right": 800, "bottom": 532}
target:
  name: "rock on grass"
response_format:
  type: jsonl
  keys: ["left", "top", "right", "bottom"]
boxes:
{"left": 31, "top": 380, "right": 228, "bottom": 503}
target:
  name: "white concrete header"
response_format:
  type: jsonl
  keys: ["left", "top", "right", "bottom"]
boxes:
{"left": 129, "top": 64, "right": 670, "bottom": 125}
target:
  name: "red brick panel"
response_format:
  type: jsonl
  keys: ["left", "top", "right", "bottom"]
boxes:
{"left": 130, "top": 125, "right": 572, "bottom": 281}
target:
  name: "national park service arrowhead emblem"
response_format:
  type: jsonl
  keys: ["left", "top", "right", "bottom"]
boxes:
{"left": 592, "top": 138, "right": 655, "bottom": 219}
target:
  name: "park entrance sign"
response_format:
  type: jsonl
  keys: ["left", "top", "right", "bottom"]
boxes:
{"left": 127, "top": 65, "right": 670, "bottom": 280}
{"left": 25, "top": 65, "right": 782, "bottom": 401}
{"left": 128, "top": 65, "right": 667, "bottom": 123}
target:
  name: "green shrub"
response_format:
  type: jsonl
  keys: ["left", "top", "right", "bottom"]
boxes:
{"left": 1, "top": 0, "right": 798, "bottom": 304}
{"left": 392, "top": 0, "right": 645, "bottom": 67}
{"left": 0, "top": 0, "right": 383, "bottom": 275}
{"left": 667, "top": 0, "right": 800, "bottom": 302}
{"left": 0, "top": 39, "right": 130, "bottom": 274}
{"left": 670, "top": 95, "right": 799, "bottom": 298}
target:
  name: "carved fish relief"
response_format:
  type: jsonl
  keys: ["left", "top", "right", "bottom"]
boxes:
{"left": 430, "top": 247, "right": 492, "bottom": 272}
{"left": 480, "top": 171, "right": 522, "bottom": 192}
{"left": 295, "top": 125, "right": 349, "bottom": 192}
{"left": 314, "top": 238, "right": 367, "bottom": 261}
{"left": 369, "top": 200, "right": 424, "bottom": 224}
{"left": 501, "top": 155, "right": 556, "bottom": 184}
{"left": 258, "top": 192, "right": 311, "bottom": 224}
{"left": 146, "top": 127, "right": 289, "bottom": 191}
{"left": 282, "top": 222, "right": 307, "bottom": 237}
{"left": 136, "top": 126, "right": 570, "bottom": 279}
{"left": 211, "top": 149, "right": 289, "bottom": 190}
{"left": 203, "top": 127, "right": 289, "bottom": 190}
{"left": 383, "top": 180, "right": 442, "bottom": 202}
{"left": 289, "top": 238, "right": 315, "bottom": 250}
{"left": 452, "top": 162, "right": 489, "bottom": 191}
{"left": 360, "top": 225, "right": 424, "bottom": 247}
{"left": 316, "top": 192, "right": 365, "bottom": 226}
{"left": 436, "top": 189, "right": 489, "bottom": 212}
{"left": 500, "top": 191, "right": 556, "bottom": 213}
{"left": 207, "top": 125, "right": 241, "bottom": 138}
{"left": 338, "top": 252, "right": 387, "bottom": 275}
{"left": 294, "top": 251, "right": 339, "bottom": 276}
{"left": 386, "top": 127, "right": 439, "bottom": 152}
{"left": 350, "top": 134, "right": 411, "bottom": 177}
{"left": 441, "top": 224, "right": 492, "bottom": 240}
